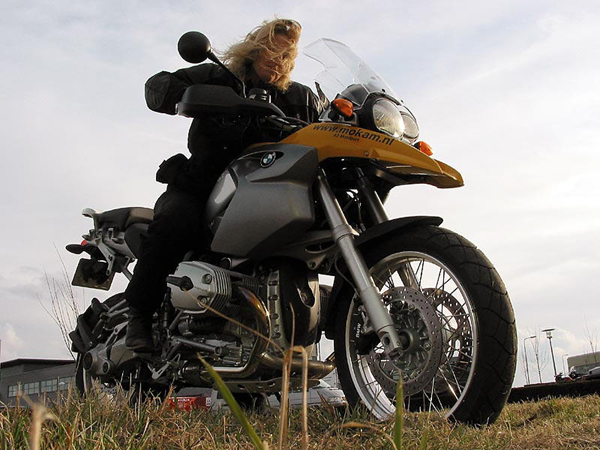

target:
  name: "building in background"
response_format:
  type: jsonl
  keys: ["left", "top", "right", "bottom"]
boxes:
{"left": 567, "top": 351, "right": 600, "bottom": 377}
{"left": 0, "top": 359, "right": 76, "bottom": 407}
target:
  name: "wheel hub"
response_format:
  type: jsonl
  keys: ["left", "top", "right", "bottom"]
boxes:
{"left": 366, "top": 287, "right": 444, "bottom": 396}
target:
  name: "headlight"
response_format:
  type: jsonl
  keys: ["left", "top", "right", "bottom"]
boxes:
{"left": 372, "top": 99, "right": 405, "bottom": 138}
{"left": 401, "top": 112, "right": 419, "bottom": 141}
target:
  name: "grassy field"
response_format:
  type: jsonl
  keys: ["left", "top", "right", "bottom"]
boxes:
{"left": 2, "top": 391, "right": 600, "bottom": 449}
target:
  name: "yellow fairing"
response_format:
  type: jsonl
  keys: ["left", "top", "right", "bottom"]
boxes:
{"left": 281, "top": 123, "right": 463, "bottom": 188}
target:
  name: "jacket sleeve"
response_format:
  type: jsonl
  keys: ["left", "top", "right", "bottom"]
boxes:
{"left": 144, "top": 64, "right": 220, "bottom": 115}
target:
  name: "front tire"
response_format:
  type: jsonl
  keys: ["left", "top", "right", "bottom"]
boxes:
{"left": 334, "top": 225, "right": 517, "bottom": 425}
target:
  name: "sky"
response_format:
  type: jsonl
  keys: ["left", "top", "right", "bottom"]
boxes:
{"left": 1, "top": 0, "right": 599, "bottom": 388}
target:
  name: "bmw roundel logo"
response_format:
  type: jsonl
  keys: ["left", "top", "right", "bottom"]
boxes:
{"left": 260, "top": 152, "right": 277, "bottom": 168}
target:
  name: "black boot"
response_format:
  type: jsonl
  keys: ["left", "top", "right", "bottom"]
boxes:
{"left": 125, "top": 307, "right": 154, "bottom": 352}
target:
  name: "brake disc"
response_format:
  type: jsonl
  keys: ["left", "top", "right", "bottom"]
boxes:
{"left": 366, "top": 287, "right": 444, "bottom": 396}
{"left": 423, "top": 288, "right": 473, "bottom": 391}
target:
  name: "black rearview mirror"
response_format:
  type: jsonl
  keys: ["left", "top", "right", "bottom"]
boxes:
{"left": 178, "top": 31, "right": 213, "bottom": 64}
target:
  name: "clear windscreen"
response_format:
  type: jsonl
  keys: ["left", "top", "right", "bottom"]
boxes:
{"left": 303, "top": 38, "right": 400, "bottom": 108}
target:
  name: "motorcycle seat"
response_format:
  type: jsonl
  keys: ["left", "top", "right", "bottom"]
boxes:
{"left": 96, "top": 207, "right": 154, "bottom": 231}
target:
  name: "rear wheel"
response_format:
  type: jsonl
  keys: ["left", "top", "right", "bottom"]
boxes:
{"left": 334, "top": 225, "right": 517, "bottom": 424}
{"left": 73, "top": 293, "right": 169, "bottom": 402}
{"left": 74, "top": 293, "right": 126, "bottom": 395}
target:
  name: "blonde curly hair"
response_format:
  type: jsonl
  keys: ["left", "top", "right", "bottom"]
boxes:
{"left": 222, "top": 19, "right": 302, "bottom": 91}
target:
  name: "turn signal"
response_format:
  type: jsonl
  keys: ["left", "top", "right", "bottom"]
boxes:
{"left": 415, "top": 141, "right": 433, "bottom": 156}
{"left": 332, "top": 98, "right": 354, "bottom": 118}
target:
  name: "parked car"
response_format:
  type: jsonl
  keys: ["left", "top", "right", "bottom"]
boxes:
{"left": 287, "top": 380, "right": 347, "bottom": 408}
{"left": 569, "top": 367, "right": 581, "bottom": 380}
{"left": 210, "top": 380, "right": 347, "bottom": 412}
{"left": 583, "top": 366, "right": 600, "bottom": 381}
{"left": 554, "top": 372, "right": 573, "bottom": 383}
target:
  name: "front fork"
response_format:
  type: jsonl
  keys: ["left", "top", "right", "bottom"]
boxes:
{"left": 356, "top": 168, "right": 420, "bottom": 290}
{"left": 316, "top": 169, "right": 403, "bottom": 357}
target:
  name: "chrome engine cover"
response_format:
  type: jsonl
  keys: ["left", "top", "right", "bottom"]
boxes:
{"left": 168, "top": 261, "right": 233, "bottom": 314}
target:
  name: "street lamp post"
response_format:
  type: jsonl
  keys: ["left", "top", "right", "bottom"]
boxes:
{"left": 524, "top": 335, "right": 537, "bottom": 385}
{"left": 542, "top": 328, "right": 558, "bottom": 378}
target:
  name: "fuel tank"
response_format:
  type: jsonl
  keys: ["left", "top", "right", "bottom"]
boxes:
{"left": 205, "top": 143, "right": 318, "bottom": 259}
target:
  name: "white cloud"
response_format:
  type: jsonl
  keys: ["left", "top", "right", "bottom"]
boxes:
{"left": 0, "top": 323, "right": 25, "bottom": 361}
{"left": 0, "top": 266, "right": 91, "bottom": 361}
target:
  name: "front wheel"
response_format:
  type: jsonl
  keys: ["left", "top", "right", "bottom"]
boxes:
{"left": 334, "top": 225, "right": 517, "bottom": 425}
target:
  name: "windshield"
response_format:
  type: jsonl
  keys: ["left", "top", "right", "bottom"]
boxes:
{"left": 303, "top": 39, "right": 400, "bottom": 108}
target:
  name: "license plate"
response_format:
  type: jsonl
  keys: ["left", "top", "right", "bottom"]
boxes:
{"left": 72, "top": 258, "right": 115, "bottom": 290}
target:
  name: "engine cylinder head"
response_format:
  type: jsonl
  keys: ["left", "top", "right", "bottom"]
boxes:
{"left": 168, "top": 261, "right": 232, "bottom": 314}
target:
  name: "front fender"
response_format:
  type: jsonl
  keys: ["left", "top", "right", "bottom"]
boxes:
{"left": 323, "top": 215, "right": 443, "bottom": 339}
{"left": 354, "top": 216, "right": 443, "bottom": 249}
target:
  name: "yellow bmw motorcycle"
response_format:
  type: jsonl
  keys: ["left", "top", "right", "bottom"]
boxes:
{"left": 68, "top": 34, "right": 516, "bottom": 424}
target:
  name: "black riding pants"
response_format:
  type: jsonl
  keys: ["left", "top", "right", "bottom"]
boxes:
{"left": 124, "top": 185, "right": 206, "bottom": 316}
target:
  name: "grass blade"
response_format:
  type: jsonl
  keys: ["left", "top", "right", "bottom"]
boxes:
{"left": 197, "top": 355, "right": 266, "bottom": 450}
{"left": 25, "top": 398, "right": 57, "bottom": 450}
{"left": 341, "top": 422, "right": 396, "bottom": 447}
{"left": 290, "top": 345, "right": 309, "bottom": 450}
{"left": 393, "top": 377, "right": 403, "bottom": 450}
{"left": 418, "top": 427, "right": 429, "bottom": 450}
{"left": 300, "top": 347, "right": 309, "bottom": 450}
{"left": 278, "top": 349, "right": 292, "bottom": 450}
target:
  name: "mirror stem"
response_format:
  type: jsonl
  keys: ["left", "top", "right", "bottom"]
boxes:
{"left": 208, "top": 53, "right": 246, "bottom": 98}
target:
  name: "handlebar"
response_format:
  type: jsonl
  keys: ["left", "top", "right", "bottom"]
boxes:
{"left": 176, "top": 84, "right": 285, "bottom": 118}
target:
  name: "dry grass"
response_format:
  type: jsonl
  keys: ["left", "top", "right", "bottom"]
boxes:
{"left": 2, "top": 392, "right": 600, "bottom": 449}
{"left": 38, "top": 251, "right": 84, "bottom": 359}
{"left": 19, "top": 283, "right": 600, "bottom": 449}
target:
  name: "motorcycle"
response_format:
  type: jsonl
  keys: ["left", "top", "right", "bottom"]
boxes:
{"left": 67, "top": 32, "right": 517, "bottom": 424}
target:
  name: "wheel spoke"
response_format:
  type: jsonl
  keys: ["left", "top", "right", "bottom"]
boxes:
{"left": 423, "top": 377, "right": 443, "bottom": 413}
{"left": 415, "top": 259, "right": 425, "bottom": 290}
{"left": 436, "top": 368, "right": 461, "bottom": 400}
{"left": 434, "top": 268, "right": 454, "bottom": 294}
{"left": 395, "top": 258, "right": 427, "bottom": 291}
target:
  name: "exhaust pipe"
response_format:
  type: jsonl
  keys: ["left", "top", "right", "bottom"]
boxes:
{"left": 257, "top": 352, "right": 335, "bottom": 379}
{"left": 212, "top": 286, "right": 271, "bottom": 376}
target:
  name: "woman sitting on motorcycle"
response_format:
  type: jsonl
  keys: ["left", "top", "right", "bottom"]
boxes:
{"left": 125, "top": 18, "right": 323, "bottom": 351}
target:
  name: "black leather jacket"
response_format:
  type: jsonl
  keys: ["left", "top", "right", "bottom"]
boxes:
{"left": 145, "top": 63, "right": 322, "bottom": 193}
